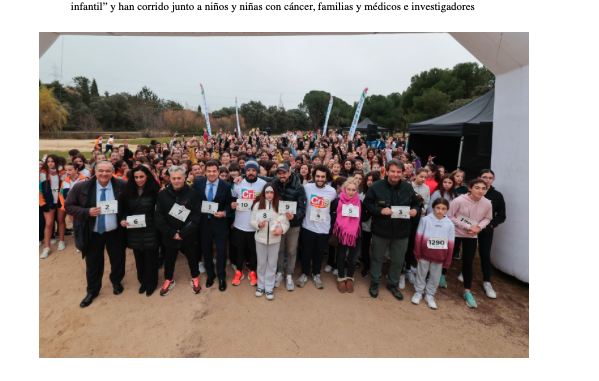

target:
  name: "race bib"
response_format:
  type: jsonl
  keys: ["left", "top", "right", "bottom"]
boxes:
{"left": 236, "top": 199, "right": 252, "bottom": 212}
{"left": 98, "top": 200, "right": 118, "bottom": 214}
{"left": 342, "top": 204, "right": 359, "bottom": 218}
{"left": 279, "top": 201, "right": 297, "bottom": 214}
{"left": 427, "top": 237, "right": 448, "bottom": 249}
{"left": 127, "top": 215, "right": 146, "bottom": 228}
{"left": 310, "top": 209, "right": 326, "bottom": 222}
{"left": 257, "top": 210, "right": 275, "bottom": 223}
{"left": 51, "top": 185, "right": 60, "bottom": 195}
{"left": 201, "top": 201, "right": 218, "bottom": 214}
{"left": 457, "top": 215, "right": 478, "bottom": 226}
{"left": 391, "top": 206, "right": 410, "bottom": 219}
{"left": 169, "top": 203, "right": 190, "bottom": 221}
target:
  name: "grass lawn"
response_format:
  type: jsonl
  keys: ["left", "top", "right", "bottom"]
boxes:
{"left": 39, "top": 137, "right": 175, "bottom": 159}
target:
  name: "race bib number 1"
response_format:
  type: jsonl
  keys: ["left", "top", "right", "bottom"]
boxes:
{"left": 236, "top": 199, "right": 252, "bottom": 212}
{"left": 457, "top": 215, "right": 478, "bottom": 226}
{"left": 391, "top": 206, "right": 410, "bottom": 219}
{"left": 342, "top": 204, "right": 359, "bottom": 218}
{"left": 98, "top": 200, "right": 118, "bottom": 214}
{"left": 427, "top": 237, "right": 448, "bottom": 249}
{"left": 279, "top": 201, "right": 297, "bottom": 214}
{"left": 169, "top": 203, "right": 190, "bottom": 221}
{"left": 310, "top": 209, "right": 326, "bottom": 222}
{"left": 201, "top": 201, "right": 218, "bottom": 214}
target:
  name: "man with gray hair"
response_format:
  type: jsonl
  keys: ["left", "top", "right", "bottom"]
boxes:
{"left": 154, "top": 165, "right": 203, "bottom": 296}
{"left": 65, "top": 161, "right": 128, "bottom": 308}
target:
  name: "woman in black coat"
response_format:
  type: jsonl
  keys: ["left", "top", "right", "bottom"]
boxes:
{"left": 119, "top": 166, "right": 161, "bottom": 296}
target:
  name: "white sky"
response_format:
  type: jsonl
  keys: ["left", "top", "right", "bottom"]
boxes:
{"left": 39, "top": 33, "right": 480, "bottom": 112}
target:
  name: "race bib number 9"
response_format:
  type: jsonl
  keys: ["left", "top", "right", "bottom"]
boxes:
{"left": 391, "top": 206, "right": 410, "bottom": 219}
{"left": 169, "top": 203, "right": 190, "bottom": 221}
{"left": 236, "top": 199, "right": 252, "bottom": 212}
{"left": 278, "top": 201, "right": 297, "bottom": 214}
{"left": 201, "top": 201, "right": 218, "bottom": 214}
{"left": 457, "top": 215, "right": 478, "bottom": 226}
{"left": 98, "top": 200, "right": 118, "bottom": 214}
{"left": 310, "top": 209, "right": 326, "bottom": 222}
{"left": 342, "top": 204, "right": 359, "bottom": 218}
{"left": 427, "top": 237, "right": 448, "bottom": 249}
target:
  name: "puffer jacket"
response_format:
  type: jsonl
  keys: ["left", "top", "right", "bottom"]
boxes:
{"left": 363, "top": 177, "right": 420, "bottom": 239}
{"left": 257, "top": 172, "right": 307, "bottom": 228}
{"left": 118, "top": 190, "right": 159, "bottom": 250}
{"left": 154, "top": 183, "right": 202, "bottom": 249}
{"left": 249, "top": 201, "right": 290, "bottom": 245}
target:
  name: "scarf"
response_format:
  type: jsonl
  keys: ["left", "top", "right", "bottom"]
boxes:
{"left": 333, "top": 189, "right": 361, "bottom": 247}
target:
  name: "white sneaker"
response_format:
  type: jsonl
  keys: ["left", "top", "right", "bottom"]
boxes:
{"left": 411, "top": 292, "right": 422, "bottom": 305}
{"left": 266, "top": 291, "right": 274, "bottom": 300}
{"left": 255, "top": 288, "right": 264, "bottom": 297}
{"left": 198, "top": 262, "right": 206, "bottom": 274}
{"left": 324, "top": 265, "right": 332, "bottom": 273}
{"left": 274, "top": 272, "right": 283, "bottom": 288}
{"left": 483, "top": 282, "right": 497, "bottom": 299}
{"left": 399, "top": 274, "right": 406, "bottom": 289}
{"left": 76, "top": 249, "right": 81, "bottom": 253}
{"left": 424, "top": 294, "right": 438, "bottom": 310}
{"left": 57, "top": 241, "right": 66, "bottom": 251}
{"left": 457, "top": 273, "right": 464, "bottom": 282}
{"left": 285, "top": 275, "right": 294, "bottom": 291}
{"left": 406, "top": 271, "right": 416, "bottom": 285}
{"left": 50, "top": 239, "right": 57, "bottom": 245}
{"left": 333, "top": 269, "right": 338, "bottom": 275}
{"left": 40, "top": 248, "right": 50, "bottom": 259}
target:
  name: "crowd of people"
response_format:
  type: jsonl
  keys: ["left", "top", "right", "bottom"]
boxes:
{"left": 39, "top": 128, "right": 506, "bottom": 310}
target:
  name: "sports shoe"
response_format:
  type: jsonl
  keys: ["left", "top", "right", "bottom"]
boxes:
{"left": 296, "top": 274, "right": 308, "bottom": 288}
{"left": 324, "top": 265, "right": 332, "bottom": 272}
{"left": 232, "top": 263, "right": 237, "bottom": 271}
{"left": 313, "top": 274, "right": 324, "bottom": 289}
{"left": 399, "top": 274, "right": 406, "bottom": 289}
{"left": 274, "top": 272, "right": 283, "bottom": 288}
{"left": 361, "top": 268, "right": 370, "bottom": 277}
{"left": 76, "top": 249, "right": 81, "bottom": 253}
{"left": 232, "top": 270, "right": 244, "bottom": 286}
{"left": 457, "top": 273, "right": 464, "bottom": 282}
{"left": 463, "top": 292, "right": 477, "bottom": 308}
{"left": 483, "top": 282, "right": 497, "bottom": 299}
{"left": 453, "top": 251, "right": 461, "bottom": 260}
{"left": 190, "top": 278, "right": 201, "bottom": 294}
{"left": 424, "top": 294, "right": 437, "bottom": 310}
{"left": 255, "top": 288, "right": 264, "bottom": 297}
{"left": 438, "top": 274, "right": 447, "bottom": 288}
{"left": 249, "top": 271, "right": 258, "bottom": 286}
{"left": 406, "top": 271, "right": 416, "bottom": 285}
{"left": 50, "top": 239, "right": 57, "bottom": 245}
{"left": 58, "top": 241, "right": 66, "bottom": 251}
{"left": 40, "top": 247, "right": 50, "bottom": 259}
{"left": 333, "top": 269, "right": 338, "bottom": 275}
{"left": 369, "top": 282, "right": 379, "bottom": 298}
{"left": 198, "top": 262, "right": 206, "bottom": 274}
{"left": 160, "top": 279, "right": 176, "bottom": 296}
{"left": 266, "top": 291, "right": 274, "bottom": 300}
{"left": 411, "top": 292, "right": 422, "bottom": 305}
{"left": 285, "top": 275, "right": 294, "bottom": 291}
{"left": 386, "top": 283, "right": 404, "bottom": 300}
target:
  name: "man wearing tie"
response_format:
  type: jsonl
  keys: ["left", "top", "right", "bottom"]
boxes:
{"left": 65, "top": 161, "right": 127, "bottom": 308}
{"left": 191, "top": 159, "right": 231, "bottom": 291}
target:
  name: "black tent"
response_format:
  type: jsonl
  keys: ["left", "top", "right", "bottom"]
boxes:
{"left": 341, "top": 118, "right": 389, "bottom": 133}
{"left": 407, "top": 89, "right": 494, "bottom": 179}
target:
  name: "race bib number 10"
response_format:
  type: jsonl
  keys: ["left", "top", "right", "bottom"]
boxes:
{"left": 236, "top": 199, "right": 252, "bottom": 212}
{"left": 427, "top": 237, "right": 448, "bottom": 249}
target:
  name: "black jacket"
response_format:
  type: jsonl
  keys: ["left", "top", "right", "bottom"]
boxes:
{"left": 257, "top": 172, "right": 307, "bottom": 228}
{"left": 483, "top": 185, "right": 506, "bottom": 229}
{"left": 65, "top": 176, "right": 127, "bottom": 258}
{"left": 118, "top": 190, "right": 159, "bottom": 250}
{"left": 364, "top": 178, "right": 420, "bottom": 240}
{"left": 154, "top": 183, "right": 202, "bottom": 249}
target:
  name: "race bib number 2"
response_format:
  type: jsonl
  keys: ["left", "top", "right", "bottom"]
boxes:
{"left": 98, "top": 201, "right": 118, "bottom": 214}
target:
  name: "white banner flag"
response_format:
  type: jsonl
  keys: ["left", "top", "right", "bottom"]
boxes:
{"left": 322, "top": 96, "right": 333, "bottom": 136}
{"left": 200, "top": 84, "right": 211, "bottom": 136}
{"left": 235, "top": 97, "right": 241, "bottom": 137}
{"left": 349, "top": 88, "right": 368, "bottom": 141}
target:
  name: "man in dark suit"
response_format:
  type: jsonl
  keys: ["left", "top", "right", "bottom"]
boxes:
{"left": 191, "top": 159, "right": 231, "bottom": 291}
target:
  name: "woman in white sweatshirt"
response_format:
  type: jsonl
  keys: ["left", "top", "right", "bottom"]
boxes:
{"left": 250, "top": 183, "right": 290, "bottom": 300}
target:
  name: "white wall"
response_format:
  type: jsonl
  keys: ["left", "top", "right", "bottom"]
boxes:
{"left": 490, "top": 65, "right": 529, "bottom": 283}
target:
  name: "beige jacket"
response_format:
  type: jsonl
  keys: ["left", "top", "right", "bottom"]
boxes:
{"left": 249, "top": 201, "right": 290, "bottom": 245}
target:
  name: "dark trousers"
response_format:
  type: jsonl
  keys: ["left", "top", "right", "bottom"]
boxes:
{"left": 133, "top": 248, "right": 159, "bottom": 290}
{"left": 103, "top": 144, "right": 113, "bottom": 154}
{"left": 477, "top": 227, "right": 494, "bottom": 282}
{"left": 85, "top": 230, "right": 126, "bottom": 295}
{"left": 337, "top": 240, "right": 361, "bottom": 279}
{"left": 456, "top": 237, "right": 478, "bottom": 289}
{"left": 405, "top": 213, "right": 421, "bottom": 271}
{"left": 227, "top": 217, "right": 236, "bottom": 263}
{"left": 361, "top": 231, "right": 372, "bottom": 271}
{"left": 164, "top": 245, "right": 200, "bottom": 281}
{"left": 39, "top": 207, "right": 45, "bottom": 241}
{"left": 201, "top": 223, "right": 228, "bottom": 280}
{"left": 233, "top": 228, "right": 257, "bottom": 272}
{"left": 301, "top": 227, "right": 328, "bottom": 276}
{"left": 327, "top": 243, "right": 336, "bottom": 268}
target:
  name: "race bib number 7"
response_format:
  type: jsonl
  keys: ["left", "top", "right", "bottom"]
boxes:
{"left": 427, "top": 237, "right": 448, "bottom": 249}
{"left": 169, "top": 203, "right": 190, "bottom": 221}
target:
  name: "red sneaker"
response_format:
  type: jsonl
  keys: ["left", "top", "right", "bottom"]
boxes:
{"left": 249, "top": 271, "right": 258, "bottom": 286}
{"left": 160, "top": 279, "right": 176, "bottom": 296}
{"left": 190, "top": 277, "right": 201, "bottom": 294}
{"left": 232, "top": 270, "right": 244, "bottom": 286}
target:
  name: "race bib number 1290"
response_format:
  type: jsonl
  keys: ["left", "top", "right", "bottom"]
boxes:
{"left": 427, "top": 237, "right": 448, "bottom": 249}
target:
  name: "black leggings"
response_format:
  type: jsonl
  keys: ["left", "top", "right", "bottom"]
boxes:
{"left": 361, "top": 231, "right": 372, "bottom": 271}
{"left": 337, "top": 240, "right": 361, "bottom": 279}
{"left": 404, "top": 213, "right": 421, "bottom": 271}
{"left": 133, "top": 248, "right": 159, "bottom": 290}
{"left": 456, "top": 237, "right": 478, "bottom": 289}
{"left": 477, "top": 227, "right": 494, "bottom": 282}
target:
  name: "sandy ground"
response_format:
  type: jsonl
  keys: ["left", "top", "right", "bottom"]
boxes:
{"left": 39, "top": 230, "right": 529, "bottom": 358}
{"left": 39, "top": 139, "right": 101, "bottom": 152}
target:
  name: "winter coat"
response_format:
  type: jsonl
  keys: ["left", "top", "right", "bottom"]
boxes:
{"left": 118, "top": 190, "right": 159, "bottom": 250}
{"left": 154, "top": 183, "right": 202, "bottom": 249}
{"left": 249, "top": 201, "right": 290, "bottom": 245}
{"left": 258, "top": 172, "right": 307, "bottom": 228}
{"left": 483, "top": 186, "right": 506, "bottom": 229}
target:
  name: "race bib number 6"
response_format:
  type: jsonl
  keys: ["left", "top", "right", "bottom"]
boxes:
{"left": 427, "top": 237, "right": 448, "bottom": 249}
{"left": 310, "top": 209, "right": 326, "bottom": 222}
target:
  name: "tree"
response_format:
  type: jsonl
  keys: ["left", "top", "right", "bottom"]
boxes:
{"left": 39, "top": 86, "right": 68, "bottom": 131}
{"left": 286, "top": 108, "right": 309, "bottom": 131}
{"left": 405, "top": 88, "right": 450, "bottom": 125}
{"left": 77, "top": 114, "right": 101, "bottom": 131}
{"left": 301, "top": 90, "right": 330, "bottom": 130}
{"left": 360, "top": 93, "right": 403, "bottom": 134}
{"left": 136, "top": 86, "right": 164, "bottom": 110}
{"left": 239, "top": 101, "right": 266, "bottom": 129}
{"left": 72, "top": 76, "right": 91, "bottom": 106}
{"left": 90, "top": 79, "right": 99, "bottom": 97}
{"left": 164, "top": 100, "right": 183, "bottom": 111}
{"left": 329, "top": 96, "right": 353, "bottom": 129}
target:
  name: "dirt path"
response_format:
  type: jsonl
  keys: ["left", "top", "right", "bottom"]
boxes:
{"left": 39, "top": 235, "right": 529, "bottom": 358}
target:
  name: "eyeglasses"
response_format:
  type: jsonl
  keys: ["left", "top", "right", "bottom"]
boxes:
{"left": 481, "top": 176, "right": 494, "bottom": 180}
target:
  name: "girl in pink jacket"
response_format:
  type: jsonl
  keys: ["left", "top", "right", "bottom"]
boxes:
{"left": 447, "top": 179, "right": 492, "bottom": 308}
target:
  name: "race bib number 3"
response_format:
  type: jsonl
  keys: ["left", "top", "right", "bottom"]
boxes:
{"left": 127, "top": 215, "right": 146, "bottom": 228}
{"left": 98, "top": 200, "right": 118, "bottom": 214}
{"left": 279, "top": 201, "right": 297, "bottom": 214}
{"left": 391, "top": 206, "right": 410, "bottom": 219}
{"left": 201, "top": 201, "right": 218, "bottom": 214}
{"left": 342, "top": 204, "right": 359, "bottom": 218}
{"left": 310, "top": 209, "right": 326, "bottom": 222}
{"left": 457, "top": 215, "right": 478, "bottom": 226}
{"left": 169, "top": 203, "right": 191, "bottom": 221}
{"left": 427, "top": 237, "right": 448, "bottom": 249}
{"left": 236, "top": 199, "right": 252, "bottom": 212}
